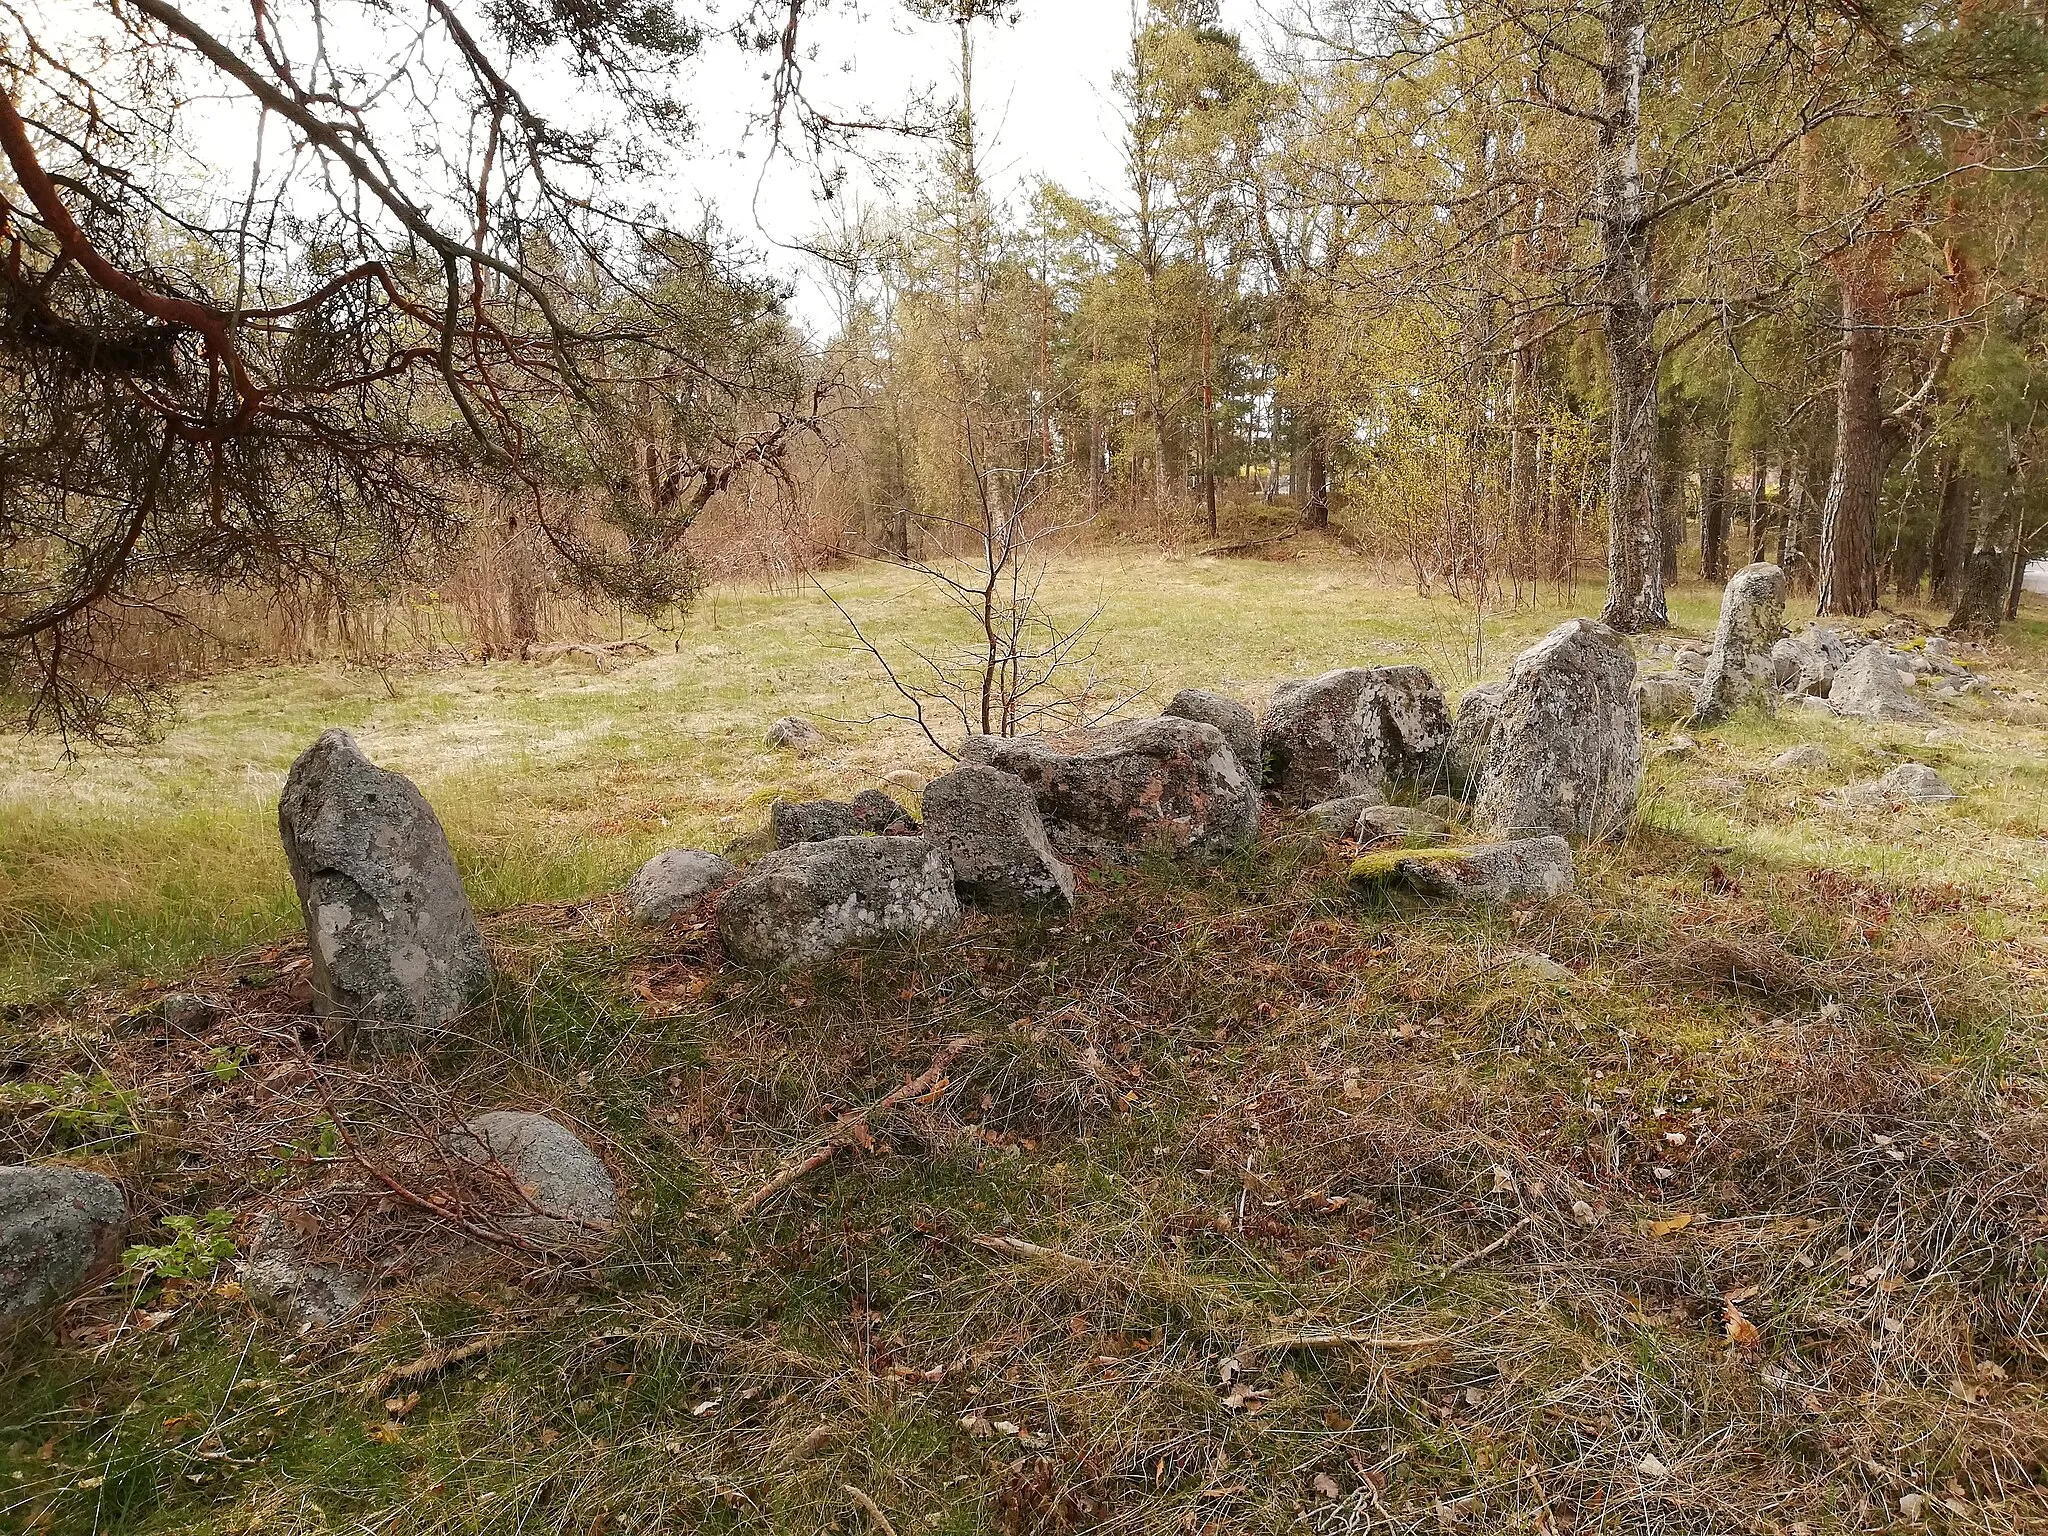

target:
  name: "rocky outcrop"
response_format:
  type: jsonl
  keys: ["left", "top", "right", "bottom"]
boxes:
{"left": 277, "top": 729, "right": 491, "bottom": 1054}
{"left": 1352, "top": 836, "right": 1575, "bottom": 902}
{"left": 1261, "top": 667, "right": 1451, "bottom": 807}
{"left": 920, "top": 765, "right": 1075, "bottom": 907}
{"left": 445, "top": 1112, "right": 617, "bottom": 1250}
{"left": 1692, "top": 563, "right": 1786, "bottom": 723}
{"left": 1162, "top": 689, "right": 1260, "bottom": 783}
{"left": 717, "top": 836, "right": 962, "bottom": 965}
{"left": 625, "top": 850, "right": 736, "bottom": 923}
{"left": 1, "top": 1165, "right": 126, "bottom": 1333}
{"left": 1829, "top": 644, "right": 1931, "bottom": 722}
{"left": 770, "top": 790, "right": 917, "bottom": 848}
{"left": 1470, "top": 620, "right": 1642, "bottom": 843}
{"left": 962, "top": 718, "right": 1258, "bottom": 860}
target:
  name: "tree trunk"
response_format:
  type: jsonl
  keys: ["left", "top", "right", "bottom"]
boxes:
{"left": 1302, "top": 427, "right": 1329, "bottom": 530}
{"left": 1746, "top": 448, "right": 1767, "bottom": 564}
{"left": 1929, "top": 449, "right": 1971, "bottom": 606}
{"left": 1595, "top": 0, "right": 1665, "bottom": 631}
{"left": 1701, "top": 410, "right": 1732, "bottom": 582}
{"left": 1816, "top": 243, "right": 1892, "bottom": 616}
{"left": 1778, "top": 454, "right": 1808, "bottom": 585}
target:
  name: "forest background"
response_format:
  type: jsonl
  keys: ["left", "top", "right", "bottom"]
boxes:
{"left": 5, "top": 0, "right": 2048, "bottom": 743}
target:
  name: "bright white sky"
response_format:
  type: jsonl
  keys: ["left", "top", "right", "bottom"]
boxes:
{"left": 680, "top": 0, "right": 1267, "bottom": 333}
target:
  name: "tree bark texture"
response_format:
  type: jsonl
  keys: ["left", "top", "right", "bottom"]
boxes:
{"left": 1816, "top": 242, "right": 1892, "bottom": 616}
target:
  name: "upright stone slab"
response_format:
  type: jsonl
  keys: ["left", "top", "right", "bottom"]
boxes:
{"left": 963, "top": 717, "right": 1258, "bottom": 861}
{"left": 1472, "top": 619, "right": 1641, "bottom": 842}
{"left": 717, "top": 835, "right": 962, "bottom": 966}
{"left": 1161, "top": 689, "right": 1260, "bottom": 783}
{"left": 920, "top": 765, "right": 1075, "bottom": 907}
{"left": 278, "top": 730, "right": 491, "bottom": 1053}
{"left": 1692, "top": 563, "right": 1786, "bottom": 723}
{"left": 1445, "top": 681, "right": 1506, "bottom": 794}
{"left": 1830, "top": 644, "right": 1931, "bottom": 722}
{"left": 1260, "top": 666, "right": 1450, "bottom": 807}
{"left": 1, "top": 1165, "right": 126, "bottom": 1333}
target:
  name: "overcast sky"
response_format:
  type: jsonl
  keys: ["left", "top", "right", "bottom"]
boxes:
{"left": 680, "top": 0, "right": 1264, "bottom": 333}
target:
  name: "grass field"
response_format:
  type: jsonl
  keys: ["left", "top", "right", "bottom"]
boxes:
{"left": 5, "top": 547, "right": 2048, "bottom": 1536}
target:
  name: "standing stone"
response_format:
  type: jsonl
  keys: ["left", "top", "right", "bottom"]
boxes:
{"left": 445, "top": 1112, "right": 616, "bottom": 1250}
{"left": 1162, "top": 689, "right": 1260, "bottom": 783}
{"left": 1, "top": 1165, "right": 126, "bottom": 1332}
{"left": 1692, "top": 563, "right": 1786, "bottom": 723}
{"left": 962, "top": 717, "right": 1258, "bottom": 860}
{"left": 1260, "top": 666, "right": 1451, "bottom": 807}
{"left": 1445, "top": 682, "right": 1506, "bottom": 794}
{"left": 1830, "top": 644, "right": 1930, "bottom": 722}
{"left": 717, "top": 836, "right": 962, "bottom": 965}
{"left": 278, "top": 730, "right": 491, "bottom": 1054}
{"left": 1472, "top": 619, "right": 1642, "bottom": 843}
{"left": 920, "top": 765, "right": 1075, "bottom": 907}
{"left": 625, "top": 850, "right": 736, "bottom": 923}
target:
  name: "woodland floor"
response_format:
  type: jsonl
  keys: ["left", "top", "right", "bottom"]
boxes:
{"left": 4, "top": 545, "right": 2048, "bottom": 1535}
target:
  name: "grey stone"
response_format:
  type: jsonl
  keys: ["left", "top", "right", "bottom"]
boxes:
{"left": 1471, "top": 619, "right": 1642, "bottom": 843}
{"left": 770, "top": 790, "right": 916, "bottom": 848}
{"left": 277, "top": 730, "right": 491, "bottom": 1054}
{"left": 445, "top": 1111, "right": 616, "bottom": 1250}
{"left": 245, "top": 1214, "right": 366, "bottom": 1332}
{"left": 1776, "top": 625, "right": 1855, "bottom": 697}
{"left": 1830, "top": 644, "right": 1931, "bottom": 723}
{"left": 718, "top": 835, "right": 962, "bottom": 965}
{"left": 1, "top": 1165, "right": 125, "bottom": 1332}
{"left": 1673, "top": 649, "right": 1707, "bottom": 677}
{"left": 1878, "top": 762, "right": 1957, "bottom": 803}
{"left": 1770, "top": 744, "right": 1830, "bottom": 772}
{"left": 1924, "top": 636, "right": 1957, "bottom": 665}
{"left": 1305, "top": 792, "right": 1387, "bottom": 838}
{"left": 1446, "top": 682, "right": 1507, "bottom": 792}
{"left": 1693, "top": 563, "right": 1786, "bottom": 723}
{"left": 1635, "top": 674, "right": 1695, "bottom": 725}
{"left": 1357, "top": 836, "right": 1575, "bottom": 903}
{"left": 765, "top": 716, "right": 825, "bottom": 752}
{"left": 1162, "top": 689, "right": 1260, "bottom": 782}
{"left": 625, "top": 850, "right": 735, "bottom": 923}
{"left": 1261, "top": 666, "right": 1451, "bottom": 807}
{"left": 963, "top": 717, "right": 1258, "bottom": 860}
{"left": 159, "top": 993, "right": 218, "bottom": 1029}
{"left": 920, "top": 766, "right": 1074, "bottom": 906}
{"left": 1660, "top": 734, "right": 1698, "bottom": 759}
{"left": 1352, "top": 805, "right": 1452, "bottom": 847}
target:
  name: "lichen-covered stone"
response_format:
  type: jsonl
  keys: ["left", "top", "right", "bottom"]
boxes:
{"left": 1304, "top": 792, "right": 1386, "bottom": 838}
{"left": 1471, "top": 620, "right": 1642, "bottom": 843}
{"left": 1446, "top": 682, "right": 1506, "bottom": 793}
{"left": 1774, "top": 625, "right": 1855, "bottom": 697}
{"left": 446, "top": 1112, "right": 617, "bottom": 1250}
{"left": 717, "top": 835, "right": 962, "bottom": 965}
{"left": 1770, "top": 743, "right": 1829, "bottom": 772}
{"left": 1261, "top": 666, "right": 1450, "bottom": 807}
{"left": 1352, "top": 805, "right": 1452, "bottom": 847}
{"left": 1692, "top": 563, "right": 1786, "bottom": 723}
{"left": 770, "top": 790, "right": 917, "bottom": 848}
{"left": 1635, "top": 674, "right": 1694, "bottom": 726}
{"left": 1161, "top": 689, "right": 1260, "bottom": 782}
{"left": 920, "top": 765, "right": 1074, "bottom": 906}
{"left": 1830, "top": 645, "right": 1931, "bottom": 722}
{"left": 962, "top": 718, "right": 1257, "bottom": 861}
{"left": 1, "top": 1165, "right": 126, "bottom": 1333}
{"left": 277, "top": 729, "right": 490, "bottom": 1054}
{"left": 244, "top": 1213, "right": 366, "bottom": 1332}
{"left": 1877, "top": 762, "right": 1957, "bottom": 803}
{"left": 625, "top": 850, "right": 735, "bottom": 923}
{"left": 1351, "top": 836, "right": 1574, "bottom": 902}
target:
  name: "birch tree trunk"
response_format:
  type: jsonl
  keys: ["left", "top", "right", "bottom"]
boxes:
{"left": 1595, "top": 0, "right": 1666, "bottom": 631}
